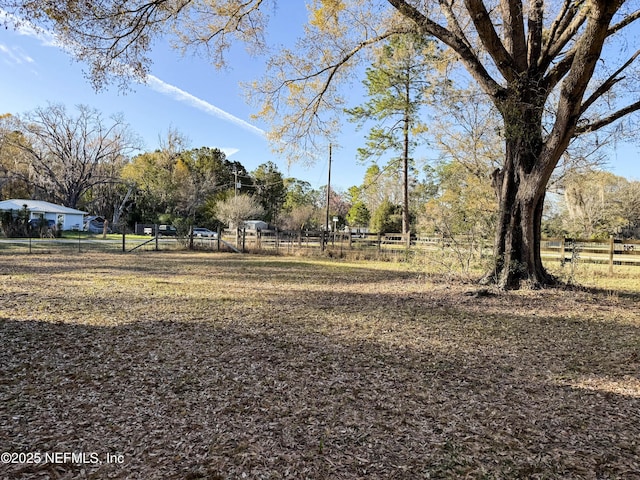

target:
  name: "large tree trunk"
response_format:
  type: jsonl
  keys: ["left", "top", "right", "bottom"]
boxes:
{"left": 484, "top": 170, "right": 553, "bottom": 289}
{"left": 484, "top": 118, "right": 555, "bottom": 290}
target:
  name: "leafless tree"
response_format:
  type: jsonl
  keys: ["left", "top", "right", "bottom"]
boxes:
{"left": 215, "top": 193, "right": 264, "bottom": 229}
{"left": 2, "top": 103, "right": 140, "bottom": 209}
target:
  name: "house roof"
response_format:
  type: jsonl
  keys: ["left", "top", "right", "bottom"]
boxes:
{"left": 0, "top": 199, "right": 87, "bottom": 215}
{"left": 244, "top": 220, "right": 268, "bottom": 225}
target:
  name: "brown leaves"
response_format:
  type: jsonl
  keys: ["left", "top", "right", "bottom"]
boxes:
{"left": 0, "top": 252, "right": 639, "bottom": 478}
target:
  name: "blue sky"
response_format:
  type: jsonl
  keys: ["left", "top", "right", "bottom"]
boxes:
{"left": 0, "top": 4, "right": 371, "bottom": 191}
{"left": 0, "top": 4, "right": 638, "bottom": 195}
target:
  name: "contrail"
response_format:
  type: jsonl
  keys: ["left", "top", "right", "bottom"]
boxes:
{"left": 0, "top": 10, "right": 266, "bottom": 138}
{"left": 145, "top": 75, "right": 265, "bottom": 137}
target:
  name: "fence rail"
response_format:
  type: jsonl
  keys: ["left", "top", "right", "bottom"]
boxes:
{"left": 1, "top": 230, "right": 638, "bottom": 271}
{"left": 540, "top": 237, "right": 640, "bottom": 270}
{"left": 0, "top": 233, "right": 184, "bottom": 254}
{"left": 224, "top": 230, "right": 640, "bottom": 271}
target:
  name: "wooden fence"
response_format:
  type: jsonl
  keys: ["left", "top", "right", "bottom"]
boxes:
{"left": 2, "top": 228, "right": 638, "bottom": 271}
{"left": 218, "top": 229, "right": 640, "bottom": 271}
{"left": 540, "top": 237, "right": 640, "bottom": 271}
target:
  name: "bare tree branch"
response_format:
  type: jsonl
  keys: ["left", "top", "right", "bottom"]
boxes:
{"left": 526, "top": 0, "right": 544, "bottom": 68}
{"left": 575, "top": 99, "right": 640, "bottom": 135}
{"left": 3, "top": 104, "right": 139, "bottom": 208}
{"left": 580, "top": 49, "right": 640, "bottom": 116}
{"left": 539, "top": 1, "right": 588, "bottom": 73}
{"left": 500, "top": 0, "right": 527, "bottom": 71}
{"left": 388, "top": 0, "right": 505, "bottom": 98}
{"left": 464, "top": 0, "right": 517, "bottom": 81}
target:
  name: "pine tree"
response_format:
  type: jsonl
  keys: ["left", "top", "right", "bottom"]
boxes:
{"left": 346, "top": 34, "right": 438, "bottom": 235}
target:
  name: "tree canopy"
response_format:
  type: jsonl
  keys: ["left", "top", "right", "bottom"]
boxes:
{"left": 0, "top": 104, "right": 139, "bottom": 209}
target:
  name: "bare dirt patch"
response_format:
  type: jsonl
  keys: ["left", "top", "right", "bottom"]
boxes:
{"left": 1, "top": 252, "right": 639, "bottom": 479}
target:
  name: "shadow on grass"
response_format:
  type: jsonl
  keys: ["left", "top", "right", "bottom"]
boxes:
{"left": 1, "top": 251, "right": 639, "bottom": 478}
{"left": 1, "top": 304, "right": 639, "bottom": 479}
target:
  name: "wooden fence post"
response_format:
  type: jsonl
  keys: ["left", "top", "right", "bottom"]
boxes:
{"left": 560, "top": 236, "right": 565, "bottom": 264}
{"left": 609, "top": 235, "right": 615, "bottom": 274}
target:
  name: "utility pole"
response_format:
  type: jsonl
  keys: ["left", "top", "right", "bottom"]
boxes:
{"left": 325, "top": 143, "right": 332, "bottom": 233}
{"left": 233, "top": 166, "right": 239, "bottom": 198}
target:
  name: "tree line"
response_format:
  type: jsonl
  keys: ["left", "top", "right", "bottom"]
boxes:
{"left": 0, "top": 106, "right": 324, "bottom": 233}
{"left": 1, "top": 101, "right": 638, "bottom": 243}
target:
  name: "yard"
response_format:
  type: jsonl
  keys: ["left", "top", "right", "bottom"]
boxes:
{"left": 0, "top": 251, "right": 639, "bottom": 479}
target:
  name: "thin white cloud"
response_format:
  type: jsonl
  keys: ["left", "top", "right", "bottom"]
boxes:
{"left": 145, "top": 75, "right": 266, "bottom": 137}
{"left": 0, "top": 11, "right": 59, "bottom": 48}
{"left": 221, "top": 147, "right": 240, "bottom": 157}
{"left": 0, "top": 9, "right": 266, "bottom": 139}
{"left": 0, "top": 43, "right": 35, "bottom": 65}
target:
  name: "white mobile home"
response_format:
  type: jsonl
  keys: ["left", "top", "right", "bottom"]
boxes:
{"left": 0, "top": 199, "right": 87, "bottom": 231}
{"left": 244, "top": 220, "right": 269, "bottom": 231}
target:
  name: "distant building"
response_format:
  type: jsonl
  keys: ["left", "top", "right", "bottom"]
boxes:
{"left": 84, "top": 215, "right": 111, "bottom": 234}
{"left": 244, "top": 220, "right": 269, "bottom": 231}
{"left": 0, "top": 199, "right": 87, "bottom": 231}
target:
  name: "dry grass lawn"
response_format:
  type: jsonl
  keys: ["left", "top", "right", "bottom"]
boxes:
{"left": 1, "top": 251, "right": 639, "bottom": 479}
